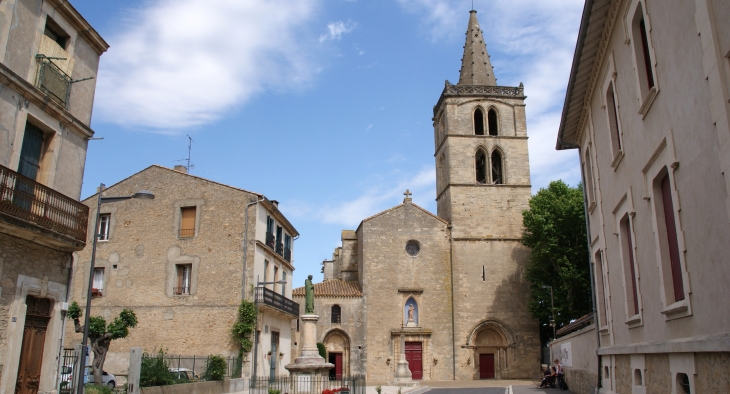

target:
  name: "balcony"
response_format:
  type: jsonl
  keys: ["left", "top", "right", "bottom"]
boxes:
{"left": 255, "top": 287, "right": 299, "bottom": 318}
{"left": 284, "top": 247, "right": 291, "bottom": 263}
{"left": 275, "top": 242, "right": 283, "bottom": 256}
{"left": 265, "top": 232, "right": 275, "bottom": 248}
{"left": 179, "top": 228, "right": 194, "bottom": 238}
{"left": 35, "top": 55, "right": 71, "bottom": 108}
{"left": 0, "top": 164, "right": 88, "bottom": 250}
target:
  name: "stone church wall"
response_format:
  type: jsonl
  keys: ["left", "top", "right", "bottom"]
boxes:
{"left": 360, "top": 202, "right": 454, "bottom": 382}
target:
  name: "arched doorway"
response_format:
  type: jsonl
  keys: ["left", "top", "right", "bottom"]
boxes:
{"left": 469, "top": 322, "right": 511, "bottom": 379}
{"left": 323, "top": 329, "right": 350, "bottom": 380}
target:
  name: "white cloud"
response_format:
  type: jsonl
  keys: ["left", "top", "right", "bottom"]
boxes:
{"left": 396, "top": 0, "right": 585, "bottom": 191}
{"left": 319, "top": 20, "right": 357, "bottom": 43}
{"left": 94, "top": 0, "right": 320, "bottom": 131}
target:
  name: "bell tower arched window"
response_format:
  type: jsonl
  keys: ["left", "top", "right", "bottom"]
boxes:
{"left": 488, "top": 108, "right": 498, "bottom": 136}
{"left": 476, "top": 149, "right": 487, "bottom": 184}
{"left": 331, "top": 305, "right": 341, "bottom": 323}
{"left": 491, "top": 149, "right": 503, "bottom": 184}
{"left": 474, "top": 108, "right": 485, "bottom": 135}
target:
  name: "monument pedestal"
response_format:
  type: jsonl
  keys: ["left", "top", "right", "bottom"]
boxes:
{"left": 286, "top": 314, "right": 334, "bottom": 394}
{"left": 390, "top": 333, "right": 419, "bottom": 387}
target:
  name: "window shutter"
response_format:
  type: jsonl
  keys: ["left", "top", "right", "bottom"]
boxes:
{"left": 661, "top": 175, "right": 684, "bottom": 301}
{"left": 177, "top": 265, "right": 184, "bottom": 290}
{"left": 18, "top": 124, "right": 45, "bottom": 180}
{"left": 180, "top": 207, "right": 196, "bottom": 237}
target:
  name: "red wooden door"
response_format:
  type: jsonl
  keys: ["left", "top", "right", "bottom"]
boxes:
{"left": 479, "top": 354, "right": 495, "bottom": 379}
{"left": 328, "top": 352, "right": 343, "bottom": 380}
{"left": 404, "top": 342, "right": 422, "bottom": 380}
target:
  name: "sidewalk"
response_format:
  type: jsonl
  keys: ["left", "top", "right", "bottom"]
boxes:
{"left": 364, "top": 380, "right": 575, "bottom": 394}
{"left": 510, "top": 384, "right": 576, "bottom": 394}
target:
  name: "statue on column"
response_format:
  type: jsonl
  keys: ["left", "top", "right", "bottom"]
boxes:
{"left": 305, "top": 274, "right": 315, "bottom": 314}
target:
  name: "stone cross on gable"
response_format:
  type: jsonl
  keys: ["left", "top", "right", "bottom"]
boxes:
{"left": 403, "top": 189, "right": 413, "bottom": 203}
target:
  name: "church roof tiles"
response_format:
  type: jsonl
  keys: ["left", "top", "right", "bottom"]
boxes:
{"left": 292, "top": 279, "right": 362, "bottom": 298}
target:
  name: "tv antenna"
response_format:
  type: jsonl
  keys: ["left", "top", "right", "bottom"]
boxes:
{"left": 175, "top": 135, "right": 195, "bottom": 172}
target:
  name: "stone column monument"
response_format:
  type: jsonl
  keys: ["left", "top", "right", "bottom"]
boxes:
{"left": 286, "top": 275, "right": 333, "bottom": 393}
{"left": 392, "top": 333, "right": 415, "bottom": 386}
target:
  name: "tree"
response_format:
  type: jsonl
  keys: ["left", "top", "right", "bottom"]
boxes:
{"left": 67, "top": 301, "right": 138, "bottom": 386}
{"left": 521, "top": 180, "right": 591, "bottom": 345}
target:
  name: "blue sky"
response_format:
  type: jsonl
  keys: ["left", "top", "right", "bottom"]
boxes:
{"left": 71, "top": 0, "right": 585, "bottom": 288}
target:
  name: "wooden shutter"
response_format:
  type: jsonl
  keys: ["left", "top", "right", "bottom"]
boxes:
{"left": 180, "top": 207, "right": 196, "bottom": 237}
{"left": 176, "top": 265, "right": 184, "bottom": 293}
{"left": 661, "top": 175, "right": 684, "bottom": 301}
{"left": 18, "top": 123, "right": 45, "bottom": 180}
{"left": 626, "top": 220, "right": 639, "bottom": 315}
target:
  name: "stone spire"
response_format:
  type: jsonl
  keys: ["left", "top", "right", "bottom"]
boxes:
{"left": 458, "top": 10, "right": 497, "bottom": 86}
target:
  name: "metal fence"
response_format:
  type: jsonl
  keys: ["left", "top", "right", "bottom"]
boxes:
{"left": 153, "top": 354, "right": 242, "bottom": 380}
{"left": 59, "top": 349, "right": 79, "bottom": 394}
{"left": 249, "top": 375, "right": 366, "bottom": 394}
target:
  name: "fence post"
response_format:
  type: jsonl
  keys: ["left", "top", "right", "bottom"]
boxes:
{"left": 128, "top": 347, "right": 143, "bottom": 394}
{"left": 72, "top": 344, "right": 83, "bottom": 393}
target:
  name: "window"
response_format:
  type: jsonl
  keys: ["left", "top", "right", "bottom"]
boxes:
{"left": 488, "top": 108, "right": 498, "bottom": 136}
{"left": 175, "top": 264, "right": 191, "bottom": 295}
{"left": 98, "top": 214, "right": 111, "bottom": 241}
{"left": 92, "top": 268, "right": 104, "bottom": 296}
{"left": 331, "top": 305, "right": 341, "bottom": 323}
{"left": 274, "top": 266, "right": 279, "bottom": 293}
{"left": 606, "top": 81, "right": 623, "bottom": 161}
{"left": 583, "top": 148, "right": 595, "bottom": 206}
{"left": 18, "top": 122, "right": 46, "bottom": 181}
{"left": 474, "top": 108, "right": 485, "bottom": 135}
{"left": 44, "top": 17, "right": 70, "bottom": 49}
{"left": 275, "top": 226, "right": 283, "bottom": 254}
{"left": 595, "top": 250, "right": 608, "bottom": 327}
{"left": 620, "top": 215, "right": 640, "bottom": 317}
{"left": 655, "top": 171, "right": 685, "bottom": 303}
{"left": 284, "top": 234, "right": 292, "bottom": 262}
{"left": 405, "top": 240, "right": 420, "bottom": 256}
{"left": 631, "top": 3, "right": 655, "bottom": 93}
{"left": 180, "top": 207, "right": 196, "bottom": 237}
{"left": 264, "top": 260, "right": 269, "bottom": 283}
{"left": 266, "top": 216, "right": 275, "bottom": 248}
{"left": 491, "top": 149, "right": 503, "bottom": 184}
{"left": 475, "top": 149, "right": 487, "bottom": 184}
{"left": 282, "top": 271, "right": 287, "bottom": 293}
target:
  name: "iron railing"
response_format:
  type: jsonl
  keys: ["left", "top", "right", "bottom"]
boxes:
{"left": 173, "top": 286, "right": 190, "bottom": 295}
{"left": 0, "top": 164, "right": 88, "bottom": 242}
{"left": 59, "top": 348, "right": 79, "bottom": 394}
{"left": 179, "top": 228, "right": 194, "bottom": 237}
{"left": 265, "top": 232, "right": 275, "bottom": 248}
{"left": 36, "top": 56, "right": 71, "bottom": 108}
{"left": 255, "top": 287, "right": 299, "bottom": 318}
{"left": 275, "top": 242, "right": 283, "bottom": 255}
{"left": 249, "top": 375, "right": 365, "bottom": 394}
{"left": 284, "top": 247, "right": 291, "bottom": 262}
{"left": 141, "top": 354, "right": 242, "bottom": 385}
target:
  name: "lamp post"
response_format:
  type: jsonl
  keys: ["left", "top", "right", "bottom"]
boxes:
{"left": 542, "top": 285, "right": 556, "bottom": 341}
{"left": 77, "top": 183, "right": 154, "bottom": 394}
{"left": 251, "top": 276, "right": 287, "bottom": 380}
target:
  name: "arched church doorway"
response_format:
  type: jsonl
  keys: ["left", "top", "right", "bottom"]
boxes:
{"left": 471, "top": 323, "right": 510, "bottom": 379}
{"left": 323, "top": 329, "right": 350, "bottom": 380}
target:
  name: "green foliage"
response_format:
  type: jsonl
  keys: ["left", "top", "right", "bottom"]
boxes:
{"left": 231, "top": 300, "right": 256, "bottom": 353}
{"left": 67, "top": 301, "right": 82, "bottom": 320}
{"left": 268, "top": 389, "right": 281, "bottom": 394}
{"left": 107, "top": 309, "right": 138, "bottom": 339}
{"left": 316, "top": 342, "right": 326, "bottom": 359}
{"left": 375, "top": 386, "right": 382, "bottom": 394}
{"left": 202, "top": 355, "right": 227, "bottom": 381}
{"left": 140, "top": 350, "right": 174, "bottom": 387}
{"left": 84, "top": 384, "right": 112, "bottom": 394}
{"left": 88, "top": 316, "right": 107, "bottom": 337}
{"left": 521, "top": 180, "right": 592, "bottom": 344}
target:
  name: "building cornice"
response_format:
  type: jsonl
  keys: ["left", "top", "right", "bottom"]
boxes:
{"left": 435, "top": 183, "right": 531, "bottom": 201}
{"left": 46, "top": 0, "right": 109, "bottom": 55}
{"left": 255, "top": 240, "right": 294, "bottom": 271}
{"left": 0, "top": 64, "right": 94, "bottom": 139}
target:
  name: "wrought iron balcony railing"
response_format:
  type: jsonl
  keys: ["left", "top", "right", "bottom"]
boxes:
{"left": 179, "top": 228, "right": 194, "bottom": 238}
{"left": 255, "top": 287, "right": 299, "bottom": 318}
{"left": 265, "top": 232, "right": 275, "bottom": 248}
{"left": 0, "top": 164, "right": 88, "bottom": 242}
{"left": 283, "top": 247, "right": 291, "bottom": 263}
{"left": 174, "top": 286, "right": 191, "bottom": 295}
{"left": 275, "top": 242, "right": 283, "bottom": 255}
{"left": 35, "top": 55, "right": 71, "bottom": 108}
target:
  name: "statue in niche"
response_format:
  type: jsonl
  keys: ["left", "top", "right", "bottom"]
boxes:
{"left": 408, "top": 304, "right": 415, "bottom": 321}
{"left": 405, "top": 300, "right": 418, "bottom": 327}
{"left": 305, "top": 275, "right": 315, "bottom": 314}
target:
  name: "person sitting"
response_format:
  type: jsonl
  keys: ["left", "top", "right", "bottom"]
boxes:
{"left": 538, "top": 366, "right": 557, "bottom": 388}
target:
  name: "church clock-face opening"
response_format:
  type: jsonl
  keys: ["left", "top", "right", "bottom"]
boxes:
{"left": 405, "top": 240, "right": 420, "bottom": 256}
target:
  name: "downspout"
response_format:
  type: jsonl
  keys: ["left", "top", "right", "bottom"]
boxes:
{"left": 56, "top": 253, "right": 75, "bottom": 390}
{"left": 242, "top": 196, "right": 265, "bottom": 300}
{"left": 573, "top": 145, "right": 602, "bottom": 393}
{"left": 448, "top": 224, "right": 456, "bottom": 380}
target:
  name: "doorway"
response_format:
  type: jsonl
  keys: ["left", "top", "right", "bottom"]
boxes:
{"left": 328, "top": 353, "right": 343, "bottom": 380}
{"left": 16, "top": 296, "right": 52, "bottom": 394}
{"left": 269, "top": 332, "right": 279, "bottom": 380}
{"left": 479, "top": 354, "right": 495, "bottom": 379}
{"left": 404, "top": 342, "right": 423, "bottom": 380}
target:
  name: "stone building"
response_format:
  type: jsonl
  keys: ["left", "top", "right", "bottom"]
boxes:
{"left": 556, "top": 0, "right": 730, "bottom": 393}
{"left": 0, "top": 1, "right": 107, "bottom": 393}
{"left": 292, "top": 10, "right": 540, "bottom": 382}
{"left": 63, "top": 165, "right": 300, "bottom": 379}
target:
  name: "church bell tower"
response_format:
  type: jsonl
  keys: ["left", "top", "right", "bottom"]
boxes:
{"left": 433, "top": 10, "right": 539, "bottom": 379}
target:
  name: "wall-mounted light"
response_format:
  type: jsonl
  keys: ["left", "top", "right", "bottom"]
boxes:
{"left": 386, "top": 358, "right": 391, "bottom": 365}
{"left": 433, "top": 358, "right": 438, "bottom": 365}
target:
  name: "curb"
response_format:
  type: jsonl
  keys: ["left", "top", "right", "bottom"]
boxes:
{"left": 404, "top": 386, "right": 431, "bottom": 394}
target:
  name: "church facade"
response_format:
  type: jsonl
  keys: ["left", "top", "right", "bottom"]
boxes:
{"left": 292, "top": 10, "right": 540, "bottom": 382}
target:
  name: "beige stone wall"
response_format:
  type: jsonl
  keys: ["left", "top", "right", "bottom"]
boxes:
{"left": 644, "top": 354, "right": 670, "bottom": 394}
{"left": 64, "top": 166, "right": 297, "bottom": 377}
{"left": 360, "top": 202, "right": 454, "bottom": 382}
{"left": 694, "top": 352, "right": 730, "bottom": 394}
{"left": 549, "top": 325, "right": 598, "bottom": 393}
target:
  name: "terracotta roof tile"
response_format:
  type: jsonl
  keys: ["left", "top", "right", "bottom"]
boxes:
{"left": 292, "top": 279, "right": 362, "bottom": 298}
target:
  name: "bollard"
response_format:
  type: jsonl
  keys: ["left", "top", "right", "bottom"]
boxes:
{"left": 128, "top": 347, "right": 143, "bottom": 394}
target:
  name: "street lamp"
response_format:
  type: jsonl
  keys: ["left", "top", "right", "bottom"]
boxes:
{"left": 542, "top": 285, "right": 556, "bottom": 341}
{"left": 77, "top": 183, "right": 154, "bottom": 394}
{"left": 251, "top": 276, "right": 287, "bottom": 380}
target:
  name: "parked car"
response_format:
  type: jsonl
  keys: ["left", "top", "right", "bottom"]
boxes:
{"left": 61, "top": 366, "right": 116, "bottom": 388}
{"left": 169, "top": 368, "right": 200, "bottom": 382}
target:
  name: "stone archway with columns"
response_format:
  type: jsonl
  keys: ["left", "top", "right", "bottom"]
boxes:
{"left": 466, "top": 320, "right": 514, "bottom": 379}
{"left": 322, "top": 329, "right": 351, "bottom": 377}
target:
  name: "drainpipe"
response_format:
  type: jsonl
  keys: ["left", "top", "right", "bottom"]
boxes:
{"left": 242, "top": 196, "right": 265, "bottom": 300}
{"left": 573, "top": 145, "right": 602, "bottom": 393}
{"left": 448, "top": 224, "right": 456, "bottom": 380}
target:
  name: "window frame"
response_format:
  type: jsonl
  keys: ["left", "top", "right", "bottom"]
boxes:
{"left": 475, "top": 148, "right": 488, "bottom": 184}
{"left": 175, "top": 264, "right": 192, "bottom": 295}
{"left": 331, "top": 305, "right": 341, "bottom": 324}
{"left": 473, "top": 107, "right": 486, "bottom": 136}
{"left": 594, "top": 249, "right": 610, "bottom": 331}
{"left": 173, "top": 199, "right": 203, "bottom": 239}
{"left": 98, "top": 213, "right": 111, "bottom": 241}
{"left": 601, "top": 54, "right": 625, "bottom": 169}
{"left": 487, "top": 107, "right": 499, "bottom": 136}
{"left": 92, "top": 267, "right": 105, "bottom": 296}
{"left": 613, "top": 190, "right": 642, "bottom": 327}
{"left": 490, "top": 147, "right": 505, "bottom": 185}
{"left": 624, "top": 0, "right": 659, "bottom": 117}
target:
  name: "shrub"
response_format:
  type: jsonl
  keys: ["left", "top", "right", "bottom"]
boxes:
{"left": 203, "top": 355, "right": 227, "bottom": 381}
{"left": 316, "top": 343, "right": 326, "bottom": 359}
{"left": 85, "top": 384, "right": 112, "bottom": 394}
{"left": 140, "top": 350, "right": 174, "bottom": 387}
{"left": 268, "top": 389, "right": 281, "bottom": 394}
{"left": 232, "top": 300, "right": 256, "bottom": 353}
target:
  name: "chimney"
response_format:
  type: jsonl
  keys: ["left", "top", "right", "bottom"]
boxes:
{"left": 270, "top": 200, "right": 279, "bottom": 207}
{"left": 173, "top": 165, "right": 187, "bottom": 174}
